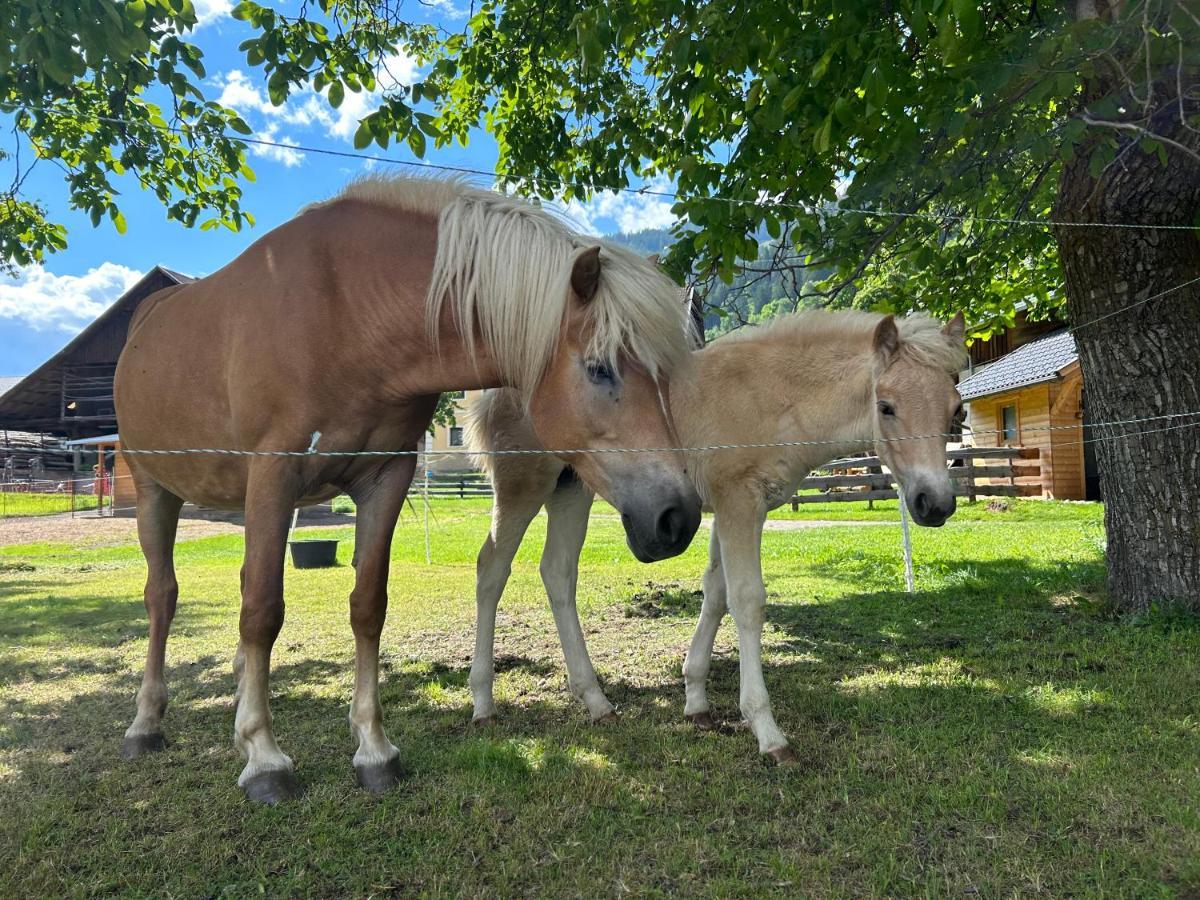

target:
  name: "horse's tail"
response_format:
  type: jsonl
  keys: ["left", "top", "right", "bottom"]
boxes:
{"left": 462, "top": 387, "right": 530, "bottom": 479}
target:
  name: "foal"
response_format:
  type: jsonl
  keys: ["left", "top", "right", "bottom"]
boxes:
{"left": 466, "top": 310, "right": 967, "bottom": 762}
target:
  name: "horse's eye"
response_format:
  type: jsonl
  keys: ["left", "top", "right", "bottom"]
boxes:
{"left": 585, "top": 361, "right": 615, "bottom": 384}
{"left": 878, "top": 401, "right": 896, "bottom": 417}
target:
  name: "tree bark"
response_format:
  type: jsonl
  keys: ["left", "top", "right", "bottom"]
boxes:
{"left": 1054, "top": 99, "right": 1200, "bottom": 613}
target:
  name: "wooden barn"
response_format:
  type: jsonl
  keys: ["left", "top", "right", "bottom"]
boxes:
{"left": 959, "top": 322, "right": 1100, "bottom": 501}
{"left": 0, "top": 266, "right": 193, "bottom": 512}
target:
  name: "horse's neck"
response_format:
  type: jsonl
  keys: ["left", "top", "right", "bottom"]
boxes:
{"left": 672, "top": 336, "right": 876, "bottom": 455}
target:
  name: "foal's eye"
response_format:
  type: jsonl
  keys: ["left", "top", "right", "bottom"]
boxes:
{"left": 585, "top": 361, "right": 616, "bottom": 384}
{"left": 878, "top": 401, "right": 896, "bottom": 418}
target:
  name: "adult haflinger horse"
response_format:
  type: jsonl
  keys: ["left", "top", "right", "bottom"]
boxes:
{"left": 466, "top": 309, "right": 967, "bottom": 761}
{"left": 113, "top": 176, "right": 702, "bottom": 802}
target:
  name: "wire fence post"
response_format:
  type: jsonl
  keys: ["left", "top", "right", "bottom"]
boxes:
{"left": 423, "top": 467, "right": 432, "bottom": 565}
{"left": 897, "top": 486, "right": 916, "bottom": 593}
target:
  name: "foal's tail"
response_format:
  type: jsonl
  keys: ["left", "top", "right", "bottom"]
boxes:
{"left": 462, "top": 387, "right": 533, "bottom": 479}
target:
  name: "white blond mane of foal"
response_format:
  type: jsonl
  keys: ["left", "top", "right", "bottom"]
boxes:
{"left": 333, "top": 175, "right": 689, "bottom": 393}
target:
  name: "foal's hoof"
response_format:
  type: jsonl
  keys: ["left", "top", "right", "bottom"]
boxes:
{"left": 592, "top": 710, "right": 619, "bottom": 724}
{"left": 242, "top": 768, "right": 302, "bottom": 804}
{"left": 121, "top": 732, "right": 167, "bottom": 759}
{"left": 355, "top": 757, "right": 407, "bottom": 795}
{"left": 766, "top": 745, "right": 800, "bottom": 766}
{"left": 687, "top": 712, "right": 718, "bottom": 732}
{"left": 471, "top": 715, "right": 496, "bottom": 728}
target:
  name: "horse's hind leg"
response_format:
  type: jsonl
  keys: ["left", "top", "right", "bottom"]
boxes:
{"left": 123, "top": 478, "right": 184, "bottom": 759}
{"left": 344, "top": 456, "right": 415, "bottom": 794}
{"left": 233, "top": 462, "right": 300, "bottom": 803}
{"left": 541, "top": 477, "right": 613, "bottom": 721}
{"left": 469, "top": 468, "right": 551, "bottom": 725}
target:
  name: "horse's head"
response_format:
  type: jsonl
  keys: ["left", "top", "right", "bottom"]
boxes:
{"left": 525, "top": 243, "right": 700, "bottom": 561}
{"left": 870, "top": 313, "right": 968, "bottom": 527}
{"left": 527, "top": 246, "right": 702, "bottom": 562}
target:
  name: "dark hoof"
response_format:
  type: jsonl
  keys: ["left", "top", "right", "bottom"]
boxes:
{"left": 687, "top": 712, "right": 718, "bottom": 732}
{"left": 354, "top": 757, "right": 407, "bottom": 795}
{"left": 242, "top": 768, "right": 302, "bottom": 804}
{"left": 593, "top": 710, "right": 619, "bottom": 724}
{"left": 121, "top": 732, "right": 166, "bottom": 759}
{"left": 471, "top": 715, "right": 496, "bottom": 728}
{"left": 767, "top": 745, "right": 800, "bottom": 766}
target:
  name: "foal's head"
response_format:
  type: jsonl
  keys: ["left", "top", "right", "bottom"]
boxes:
{"left": 527, "top": 245, "right": 702, "bottom": 562}
{"left": 870, "top": 313, "right": 968, "bottom": 527}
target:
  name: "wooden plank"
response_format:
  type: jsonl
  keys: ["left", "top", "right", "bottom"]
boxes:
{"left": 949, "top": 464, "right": 1013, "bottom": 479}
{"left": 792, "top": 489, "right": 898, "bottom": 504}
{"left": 800, "top": 474, "right": 893, "bottom": 490}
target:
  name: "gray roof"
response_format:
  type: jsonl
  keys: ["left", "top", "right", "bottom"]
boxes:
{"left": 958, "top": 329, "right": 1077, "bottom": 401}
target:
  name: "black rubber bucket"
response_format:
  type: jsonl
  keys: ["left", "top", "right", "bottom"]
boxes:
{"left": 289, "top": 539, "right": 339, "bottom": 568}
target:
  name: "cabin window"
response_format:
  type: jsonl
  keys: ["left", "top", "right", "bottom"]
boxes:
{"left": 449, "top": 426, "right": 464, "bottom": 447}
{"left": 1000, "top": 405, "right": 1018, "bottom": 443}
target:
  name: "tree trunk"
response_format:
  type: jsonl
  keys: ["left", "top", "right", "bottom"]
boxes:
{"left": 1054, "top": 105, "right": 1200, "bottom": 613}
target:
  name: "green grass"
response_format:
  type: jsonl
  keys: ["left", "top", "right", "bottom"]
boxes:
{"left": 2, "top": 499, "right": 1197, "bottom": 897}
{"left": 0, "top": 491, "right": 98, "bottom": 518}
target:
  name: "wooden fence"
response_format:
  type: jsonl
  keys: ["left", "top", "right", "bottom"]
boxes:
{"left": 791, "top": 446, "right": 1041, "bottom": 509}
{"left": 422, "top": 471, "right": 493, "bottom": 498}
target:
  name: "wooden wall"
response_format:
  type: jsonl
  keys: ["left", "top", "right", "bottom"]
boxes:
{"left": 965, "top": 371, "right": 1085, "bottom": 499}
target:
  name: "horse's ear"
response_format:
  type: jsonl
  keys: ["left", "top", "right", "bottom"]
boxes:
{"left": 646, "top": 253, "right": 660, "bottom": 266}
{"left": 570, "top": 246, "right": 602, "bottom": 303}
{"left": 942, "top": 312, "right": 966, "bottom": 343}
{"left": 873, "top": 314, "right": 901, "bottom": 363}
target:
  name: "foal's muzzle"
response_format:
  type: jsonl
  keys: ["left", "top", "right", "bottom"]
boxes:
{"left": 908, "top": 489, "right": 956, "bottom": 527}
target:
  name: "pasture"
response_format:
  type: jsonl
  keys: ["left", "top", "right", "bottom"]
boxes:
{"left": 2, "top": 499, "right": 1198, "bottom": 896}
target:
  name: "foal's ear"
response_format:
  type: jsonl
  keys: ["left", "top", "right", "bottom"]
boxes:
{"left": 570, "top": 246, "right": 603, "bottom": 303}
{"left": 942, "top": 312, "right": 966, "bottom": 343}
{"left": 646, "top": 253, "right": 661, "bottom": 266}
{"left": 873, "top": 314, "right": 901, "bottom": 363}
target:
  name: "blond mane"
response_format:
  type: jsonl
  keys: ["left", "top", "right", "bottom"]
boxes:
{"left": 717, "top": 308, "right": 967, "bottom": 373}
{"left": 332, "top": 175, "right": 689, "bottom": 392}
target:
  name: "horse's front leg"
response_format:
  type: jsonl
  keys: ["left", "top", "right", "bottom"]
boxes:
{"left": 346, "top": 457, "right": 416, "bottom": 793}
{"left": 542, "top": 478, "right": 613, "bottom": 721}
{"left": 234, "top": 462, "right": 302, "bottom": 803}
{"left": 713, "top": 501, "right": 795, "bottom": 764}
{"left": 683, "top": 522, "right": 727, "bottom": 730}
{"left": 469, "top": 479, "right": 547, "bottom": 725}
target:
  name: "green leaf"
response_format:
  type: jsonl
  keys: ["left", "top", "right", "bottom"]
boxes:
{"left": 353, "top": 121, "right": 373, "bottom": 150}
{"left": 328, "top": 80, "right": 344, "bottom": 109}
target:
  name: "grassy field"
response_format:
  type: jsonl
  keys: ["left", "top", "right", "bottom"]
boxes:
{"left": 0, "top": 490, "right": 98, "bottom": 518}
{"left": 2, "top": 498, "right": 1198, "bottom": 896}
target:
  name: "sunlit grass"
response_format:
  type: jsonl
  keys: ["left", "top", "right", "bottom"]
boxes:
{"left": 1, "top": 499, "right": 1198, "bottom": 896}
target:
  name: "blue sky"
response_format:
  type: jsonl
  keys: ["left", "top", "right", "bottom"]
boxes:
{"left": 0, "top": 1, "right": 678, "bottom": 376}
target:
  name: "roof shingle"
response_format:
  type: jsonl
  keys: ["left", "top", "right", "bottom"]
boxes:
{"left": 958, "top": 329, "right": 1077, "bottom": 401}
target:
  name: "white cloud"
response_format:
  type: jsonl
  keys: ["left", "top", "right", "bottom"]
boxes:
{"left": 211, "top": 52, "right": 420, "bottom": 162}
{"left": 0, "top": 263, "right": 144, "bottom": 333}
{"left": 192, "top": 0, "right": 234, "bottom": 29}
{"left": 563, "top": 176, "right": 679, "bottom": 235}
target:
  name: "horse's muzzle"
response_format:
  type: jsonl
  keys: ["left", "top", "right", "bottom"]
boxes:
{"left": 620, "top": 487, "right": 702, "bottom": 562}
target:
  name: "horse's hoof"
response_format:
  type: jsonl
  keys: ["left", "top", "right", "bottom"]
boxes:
{"left": 593, "top": 710, "right": 618, "bottom": 724}
{"left": 242, "top": 768, "right": 302, "bottom": 804}
{"left": 355, "top": 757, "right": 407, "bottom": 795}
{"left": 687, "top": 712, "right": 718, "bottom": 731}
{"left": 471, "top": 715, "right": 496, "bottom": 728}
{"left": 766, "top": 745, "right": 800, "bottom": 766}
{"left": 121, "top": 732, "right": 166, "bottom": 759}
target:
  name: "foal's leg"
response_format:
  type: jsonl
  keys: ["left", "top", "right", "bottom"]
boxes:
{"left": 714, "top": 501, "right": 796, "bottom": 763}
{"left": 541, "top": 479, "right": 613, "bottom": 721}
{"left": 233, "top": 463, "right": 301, "bottom": 803}
{"left": 683, "top": 523, "right": 728, "bottom": 730}
{"left": 345, "top": 457, "right": 415, "bottom": 793}
{"left": 123, "top": 478, "right": 184, "bottom": 758}
{"left": 469, "top": 482, "right": 548, "bottom": 724}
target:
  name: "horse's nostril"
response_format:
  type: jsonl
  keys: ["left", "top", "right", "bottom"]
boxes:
{"left": 656, "top": 505, "right": 686, "bottom": 547}
{"left": 912, "top": 492, "right": 931, "bottom": 519}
